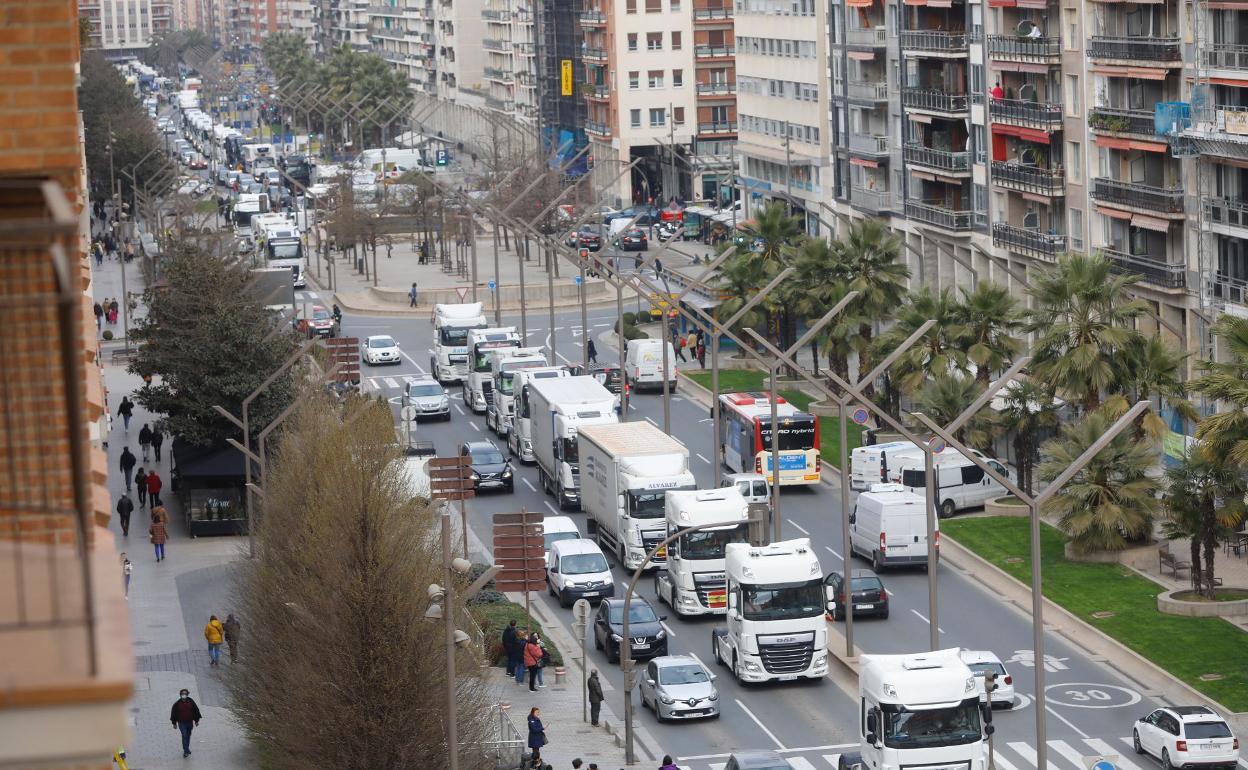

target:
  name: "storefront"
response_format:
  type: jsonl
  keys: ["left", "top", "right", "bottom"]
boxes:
{"left": 171, "top": 439, "right": 249, "bottom": 537}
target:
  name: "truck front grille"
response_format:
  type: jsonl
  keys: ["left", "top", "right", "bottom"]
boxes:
{"left": 692, "top": 575, "right": 726, "bottom": 609}
{"left": 758, "top": 641, "right": 814, "bottom": 674}
{"left": 642, "top": 533, "right": 667, "bottom": 564}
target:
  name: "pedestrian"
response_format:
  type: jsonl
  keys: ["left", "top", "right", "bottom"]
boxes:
{"left": 151, "top": 427, "right": 165, "bottom": 463}
{"left": 121, "top": 553, "right": 132, "bottom": 599}
{"left": 503, "top": 619, "right": 521, "bottom": 679}
{"left": 149, "top": 508, "right": 168, "bottom": 562}
{"left": 659, "top": 755, "right": 679, "bottom": 770}
{"left": 573, "top": 760, "right": 583, "bottom": 769}
{"left": 673, "top": 332, "right": 687, "bottom": 363}
{"left": 117, "top": 396, "right": 134, "bottom": 431}
{"left": 533, "top": 632, "right": 549, "bottom": 688}
{"left": 94, "top": 241, "right": 104, "bottom": 266}
{"left": 696, "top": 339, "right": 706, "bottom": 368}
{"left": 94, "top": 302, "right": 104, "bottom": 329}
{"left": 654, "top": 257, "right": 663, "bottom": 275}
{"left": 587, "top": 669, "right": 604, "bottom": 726}
{"left": 686, "top": 330, "right": 697, "bottom": 355}
{"left": 408, "top": 281, "right": 418, "bottom": 307}
{"left": 116, "top": 492, "right": 134, "bottom": 537}
{"left": 204, "top": 615, "right": 224, "bottom": 666}
{"left": 223, "top": 613, "right": 241, "bottom": 663}
{"left": 109, "top": 298, "right": 120, "bottom": 324}
{"left": 147, "top": 469, "right": 163, "bottom": 507}
{"left": 134, "top": 467, "right": 148, "bottom": 508}
{"left": 119, "top": 447, "right": 137, "bottom": 491}
{"left": 524, "top": 631, "right": 544, "bottom": 691}
{"left": 527, "top": 707, "right": 547, "bottom": 767}
{"left": 139, "top": 423, "right": 153, "bottom": 462}
{"left": 170, "top": 688, "right": 202, "bottom": 758}
{"left": 587, "top": 338, "right": 598, "bottom": 365}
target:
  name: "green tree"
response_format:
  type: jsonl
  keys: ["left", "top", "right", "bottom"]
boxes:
{"left": 788, "top": 238, "right": 860, "bottom": 383}
{"left": 1112, "top": 335, "right": 1199, "bottom": 441}
{"left": 1192, "top": 315, "right": 1248, "bottom": 467}
{"left": 993, "top": 378, "right": 1059, "bottom": 496}
{"left": 956, "top": 282, "right": 1024, "bottom": 386}
{"left": 79, "top": 50, "right": 172, "bottom": 201}
{"left": 834, "top": 218, "right": 910, "bottom": 391}
{"left": 128, "top": 243, "right": 300, "bottom": 447}
{"left": 263, "top": 32, "right": 317, "bottom": 87}
{"left": 878, "top": 286, "right": 967, "bottom": 396}
{"left": 915, "top": 374, "right": 994, "bottom": 450}
{"left": 1026, "top": 253, "right": 1147, "bottom": 412}
{"left": 715, "top": 202, "right": 802, "bottom": 349}
{"left": 1037, "top": 410, "right": 1160, "bottom": 554}
{"left": 1162, "top": 451, "right": 1246, "bottom": 598}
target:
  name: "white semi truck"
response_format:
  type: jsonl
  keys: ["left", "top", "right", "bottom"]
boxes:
{"left": 502, "top": 366, "right": 569, "bottom": 459}
{"left": 485, "top": 348, "right": 550, "bottom": 436}
{"left": 431, "top": 302, "right": 487, "bottom": 382}
{"left": 528, "top": 376, "right": 618, "bottom": 510}
{"left": 463, "top": 327, "right": 521, "bottom": 413}
{"left": 711, "top": 538, "right": 829, "bottom": 683}
{"left": 578, "top": 422, "right": 697, "bottom": 570}
{"left": 653, "top": 488, "right": 751, "bottom": 617}
{"left": 840, "top": 649, "right": 991, "bottom": 770}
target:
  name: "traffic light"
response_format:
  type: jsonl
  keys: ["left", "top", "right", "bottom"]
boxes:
{"left": 984, "top": 671, "right": 998, "bottom": 695}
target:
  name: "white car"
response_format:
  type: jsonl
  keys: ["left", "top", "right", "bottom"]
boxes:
{"left": 959, "top": 649, "right": 1015, "bottom": 709}
{"left": 1134, "top": 706, "right": 1240, "bottom": 770}
{"left": 362, "top": 335, "right": 401, "bottom": 365}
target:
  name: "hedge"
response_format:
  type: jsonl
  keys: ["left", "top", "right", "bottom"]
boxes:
{"left": 470, "top": 600, "right": 566, "bottom": 668}
{"left": 622, "top": 311, "right": 636, "bottom": 326}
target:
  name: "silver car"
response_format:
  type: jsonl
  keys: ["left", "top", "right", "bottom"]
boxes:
{"left": 639, "top": 655, "right": 719, "bottom": 722}
{"left": 404, "top": 378, "right": 451, "bottom": 421}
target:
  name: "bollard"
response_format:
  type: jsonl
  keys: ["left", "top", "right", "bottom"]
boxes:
{"left": 553, "top": 666, "right": 567, "bottom": 685}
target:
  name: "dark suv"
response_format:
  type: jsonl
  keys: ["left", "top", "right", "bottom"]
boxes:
{"left": 459, "top": 440, "right": 514, "bottom": 493}
{"left": 594, "top": 597, "right": 668, "bottom": 664}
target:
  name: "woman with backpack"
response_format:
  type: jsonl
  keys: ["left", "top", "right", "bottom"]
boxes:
{"left": 523, "top": 632, "right": 544, "bottom": 692}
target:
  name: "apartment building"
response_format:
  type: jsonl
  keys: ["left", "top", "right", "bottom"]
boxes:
{"left": 369, "top": 0, "right": 439, "bottom": 94}
{"left": 80, "top": 0, "right": 173, "bottom": 53}
{"left": 0, "top": 1, "right": 132, "bottom": 768}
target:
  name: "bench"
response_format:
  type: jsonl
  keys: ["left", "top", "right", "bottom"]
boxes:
{"left": 1159, "top": 544, "right": 1191, "bottom": 578}
{"left": 110, "top": 348, "right": 137, "bottom": 364}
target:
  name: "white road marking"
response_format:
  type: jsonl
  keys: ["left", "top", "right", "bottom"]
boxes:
{"left": 822, "top": 756, "right": 843, "bottom": 770}
{"left": 522, "top": 477, "right": 537, "bottom": 492}
{"left": 787, "top": 759, "right": 820, "bottom": 770}
{"left": 1050, "top": 739, "right": 1097, "bottom": 770}
{"left": 628, "top": 403, "right": 637, "bottom": 410}
{"left": 824, "top": 545, "right": 842, "bottom": 560}
{"left": 696, "top": 453, "right": 711, "bottom": 464}
{"left": 788, "top": 520, "right": 810, "bottom": 536}
{"left": 990, "top": 748, "right": 1022, "bottom": 770}
{"left": 679, "top": 744, "right": 856, "bottom": 762}
{"left": 1044, "top": 704, "right": 1090, "bottom": 739}
{"left": 469, "top": 420, "right": 481, "bottom": 432}
{"left": 556, "top": 352, "right": 572, "bottom": 364}
{"left": 645, "top": 417, "right": 658, "bottom": 427}
{"left": 544, "top": 500, "right": 559, "bottom": 515}
{"left": 686, "top": 651, "right": 710, "bottom": 671}
{"left": 454, "top": 404, "right": 465, "bottom": 415}
{"left": 384, "top": 377, "right": 399, "bottom": 388}
{"left": 1089, "top": 740, "right": 1144, "bottom": 770}
{"left": 660, "top": 621, "right": 676, "bottom": 637}
{"left": 909, "top": 609, "right": 946, "bottom": 634}
{"left": 1007, "top": 741, "right": 1061, "bottom": 770}
{"left": 734, "top": 698, "right": 787, "bottom": 751}
{"left": 400, "top": 350, "right": 427, "bottom": 373}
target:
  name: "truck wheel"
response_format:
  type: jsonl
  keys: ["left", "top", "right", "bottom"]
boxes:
{"left": 939, "top": 499, "right": 956, "bottom": 519}
{"left": 712, "top": 635, "right": 721, "bottom": 665}
{"left": 652, "top": 574, "right": 664, "bottom": 605}
{"left": 872, "top": 550, "right": 884, "bottom": 572}
{"left": 732, "top": 653, "right": 743, "bottom": 684}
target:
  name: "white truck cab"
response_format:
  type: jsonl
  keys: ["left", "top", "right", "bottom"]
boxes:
{"left": 504, "top": 366, "right": 570, "bottom": 459}
{"left": 654, "top": 488, "right": 751, "bottom": 617}
{"left": 431, "top": 303, "right": 488, "bottom": 383}
{"left": 486, "top": 348, "right": 550, "bottom": 437}
{"left": 463, "top": 327, "right": 521, "bottom": 413}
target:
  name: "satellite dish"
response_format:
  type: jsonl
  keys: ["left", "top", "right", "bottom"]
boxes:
{"left": 1016, "top": 19, "right": 1035, "bottom": 35}
{"left": 1023, "top": 210, "right": 1040, "bottom": 230}
{"left": 1020, "top": 147, "right": 1039, "bottom": 166}
{"left": 1019, "top": 83, "right": 1037, "bottom": 102}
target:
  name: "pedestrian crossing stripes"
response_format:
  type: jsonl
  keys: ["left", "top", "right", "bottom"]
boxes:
{"left": 361, "top": 374, "right": 428, "bottom": 394}
{"left": 675, "top": 737, "right": 1154, "bottom": 770}
{"left": 294, "top": 291, "right": 319, "bottom": 302}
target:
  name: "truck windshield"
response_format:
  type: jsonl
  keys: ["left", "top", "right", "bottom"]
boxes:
{"left": 628, "top": 492, "right": 667, "bottom": 520}
{"left": 681, "top": 523, "right": 749, "bottom": 560}
{"left": 440, "top": 326, "right": 473, "bottom": 346}
{"left": 499, "top": 373, "right": 516, "bottom": 395}
{"left": 269, "top": 242, "right": 300, "bottom": 260}
{"left": 882, "top": 699, "right": 982, "bottom": 749}
{"left": 740, "top": 578, "right": 824, "bottom": 621}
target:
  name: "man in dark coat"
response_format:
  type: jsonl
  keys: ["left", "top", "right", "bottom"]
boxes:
{"left": 119, "top": 447, "right": 137, "bottom": 491}
{"left": 170, "top": 689, "right": 202, "bottom": 758}
{"left": 502, "top": 619, "right": 521, "bottom": 679}
{"left": 151, "top": 427, "right": 165, "bottom": 463}
{"left": 587, "top": 669, "right": 604, "bottom": 726}
{"left": 115, "top": 493, "right": 134, "bottom": 537}
{"left": 138, "top": 423, "right": 153, "bottom": 462}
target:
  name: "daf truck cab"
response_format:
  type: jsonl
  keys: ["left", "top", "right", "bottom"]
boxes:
{"left": 463, "top": 327, "right": 521, "bottom": 413}
{"left": 529, "top": 376, "right": 618, "bottom": 510}
{"left": 653, "top": 488, "right": 751, "bottom": 617}
{"left": 504, "top": 366, "right": 570, "bottom": 460}
{"left": 486, "top": 348, "right": 550, "bottom": 436}
{"left": 578, "top": 422, "right": 696, "bottom": 570}
{"left": 431, "top": 303, "right": 487, "bottom": 383}
{"left": 712, "top": 538, "right": 829, "bottom": 683}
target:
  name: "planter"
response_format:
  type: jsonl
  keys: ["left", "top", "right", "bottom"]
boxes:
{"left": 808, "top": 400, "right": 842, "bottom": 418}
{"left": 984, "top": 495, "right": 1029, "bottom": 518}
{"left": 1157, "top": 588, "right": 1248, "bottom": 618}
{"left": 1064, "top": 539, "right": 1160, "bottom": 570}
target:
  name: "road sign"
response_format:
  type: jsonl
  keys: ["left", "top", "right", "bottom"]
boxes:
{"left": 323, "top": 337, "right": 361, "bottom": 384}
{"left": 929, "top": 435, "right": 947, "bottom": 454}
{"left": 488, "top": 279, "right": 496, "bottom": 291}
{"left": 851, "top": 407, "right": 869, "bottom": 425}
{"left": 400, "top": 405, "right": 418, "bottom": 422}
{"left": 492, "top": 509, "right": 545, "bottom": 592}
{"left": 455, "top": 287, "right": 469, "bottom": 301}
{"left": 429, "top": 455, "right": 473, "bottom": 500}
{"left": 573, "top": 598, "right": 592, "bottom": 623}
{"left": 435, "top": 148, "right": 450, "bottom": 166}
{"left": 574, "top": 275, "right": 582, "bottom": 285}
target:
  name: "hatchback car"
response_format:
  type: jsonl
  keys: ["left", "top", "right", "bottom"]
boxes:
{"left": 959, "top": 649, "right": 1015, "bottom": 709}
{"left": 824, "top": 568, "right": 889, "bottom": 620}
{"left": 362, "top": 335, "right": 401, "bottom": 365}
{"left": 565, "top": 224, "right": 604, "bottom": 251}
{"left": 1134, "top": 706, "right": 1240, "bottom": 770}
{"left": 618, "top": 228, "right": 649, "bottom": 252}
{"left": 460, "top": 440, "right": 514, "bottom": 493}
{"left": 640, "top": 655, "right": 720, "bottom": 722}
{"left": 594, "top": 597, "right": 667, "bottom": 664}
{"left": 403, "top": 378, "right": 450, "bottom": 421}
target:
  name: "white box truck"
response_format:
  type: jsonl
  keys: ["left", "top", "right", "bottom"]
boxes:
{"left": 840, "top": 649, "right": 991, "bottom": 770}
{"left": 849, "top": 483, "right": 938, "bottom": 571}
{"left": 431, "top": 302, "right": 487, "bottom": 383}
{"left": 529, "top": 376, "right": 618, "bottom": 510}
{"left": 578, "top": 422, "right": 697, "bottom": 570}
{"left": 504, "top": 366, "right": 570, "bottom": 459}
{"left": 463, "top": 327, "right": 521, "bottom": 413}
{"left": 653, "top": 488, "right": 751, "bottom": 617}
{"left": 486, "top": 348, "right": 551, "bottom": 437}
{"left": 711, "top": 538, "right": 829, "bottom": 683}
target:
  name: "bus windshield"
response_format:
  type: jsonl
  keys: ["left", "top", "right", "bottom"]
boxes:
{"left": 740, "top": 578, "right": 824, "bottom": 621}
{"left": 758, "top": 416, "right": 817, "bottom": 452}
{"left": 681, "top": 523, "right": 749, "bottom": 560}
{"left": 882, "top": 700, "right": 982, "bottom": 749}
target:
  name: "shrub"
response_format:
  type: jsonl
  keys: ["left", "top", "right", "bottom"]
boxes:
{"left": 102, "top": 330, "right": 114, "bottom": 340}
{"left": 623, "top": 325, "right": 649, "bottom": 341}
{"left": 622, "top": 311, "right": 636, "bottom": 326}
{"left": 470, "top": 600, "right": 565, "bottom": 667}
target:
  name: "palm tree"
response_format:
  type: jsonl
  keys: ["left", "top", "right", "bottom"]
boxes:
{"left": 720, "top": 202, "right": 803, "bottom": 349}
{"left": 740, "top": 201, "right": 804, "bottom": 265}
{"left": 1037, "top": 410, "right": 1160, "bottom": 554}
{"left": 915, "top": 375, "right": 995, "bottom": 451}
{"left": 713, "top": 254, "right": 769, "bottom": 349}
{"left": 993, "top": 378, "right": 1059, "bottom": 495}
{"left": 1163, "top": 452, "right": 1246, "bottom": 598}
{"left": 1192, "top": 314, "right": 1248, "bottom": 467}
{"left": 1112, "top": 335, "right": 1199, "bottom": 441}
{"left": 1026, "top": 253, "right": 1147, "bottom": 412}
{"left": 833, "top": 219, "right": 910, "bottom": 391}
{"left": 877, "top": 286, "right": 968, "bottom": 396}
{"left": 956, "top": 283, "right": 1024, "bottom": 386}
{"left": 787, "top": 238, "right": 861, "bottom": 381}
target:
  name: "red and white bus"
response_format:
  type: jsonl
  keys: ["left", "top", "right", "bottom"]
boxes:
{"left": 717, "top": 392, "right": 820, "bottom": 485}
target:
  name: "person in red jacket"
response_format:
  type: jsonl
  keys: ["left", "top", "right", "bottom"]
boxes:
{"left": 170, "top": 689, "right": 202, "bottom": 758}
{"left": 523, "top": 632, "right": 544, "bottom": 692}
{"left": 146, "top": 470, "right": 163, "bottom": 507}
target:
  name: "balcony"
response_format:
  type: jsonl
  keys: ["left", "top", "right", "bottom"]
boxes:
{"left": 989, "top": 98, "right": 1063, "bottom": 130}
{"left": 1213, "top": 274, "right": 1248, "bottom": 307}
{"left": 903, "top": 143, "right": 972, "bottom": 174}
{"left": 695, "top": 45, "right": 735, "bottom": 59}
{"left": 901, "top": 30, "right": 969, "bottom": 55}
{"left": 1088, "top": 107, "right": 1157, "bottom": 137}
{"left": 1091, "top": 177, "right": 1185, "bottom": 216}
{"left": 902, "top": 88, "right": 969, "bottom": 115}
{"left": 1205, "top": 197, "right": 1248, "bottom": 235}
{"left": 698, "top": 121, "right": 738, "bottom": 134}
{"left": 482, "top": 37, "right": 508, "bottom": 51}
{"left": 1087, "top": 36, "right": 1181, "bottom": 64}
{"left": 584, "top": 83, "right": 610, "bottom": 100}
{"left": 693, "top": 6, "right": 733, "bottom": 21}
{"left": 1101, "top": 248, "right": 1187, "bottom": 288}
{"left": 484, "top": 95, "right": 515, "bottom": 111}
{"left": 850, "top": 133, "right": 890, "bottom": 156}
{"left": 483, "top": 66, "right": 514, "bottom": 83}
{"left": 847, "top": 81, "right": 888, "bottom": 102}
{"left": 991, "top": 161, "right": 1065, "bottom": 197}
{"left": 906, "top": 200, "right": 974, "bottom": 232}
{"left": 696, "top": 82, "right": 737, "bottom": 96}
{"left": 987, "top": 34, "right": 1060, "bottom": 63}
{"left": 1201, "top": 44, "right": 1248, "bottom": 72}
{"left": 583, "top": 46, "right": 608, "bottom": 62}
{"left": 586, "top": 119, "right": 612, "bottom": 137}
{"left": 846, "top": 26, "right": 887, "bottom": 47}
{"left": 482, "top": 8, "right": 509, "bottom": 20}
{"left": 993, "top": 223, "right": 1067, "bottom": 260}
{"left": 579, "top": 10, "right": 607, "bottom": 25}
{"left": 851, "top": 186, "right": 892, "bottom": 214}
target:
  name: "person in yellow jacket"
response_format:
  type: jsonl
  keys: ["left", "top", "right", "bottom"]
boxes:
{"left": 204, "top": 615, "right": 225, "bottom": 666}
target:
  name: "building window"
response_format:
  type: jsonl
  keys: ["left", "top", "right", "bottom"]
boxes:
{"left": 1064, "top": 8, "right": 1078, "bottom": 49}
{"left": 671, "top": 31, "right": 682, "bottom": 50}
{"left": 626, "top": 0, "right": 636, "bottom": 12}
{"left": 629, "top": 71, "right": 640, "bottom": 89}
{"left": 630, "top": 109, "right": 642, "bottom": 127}
{"left": 672, "top": 69, "right": 684, "bottom": 87}
{"left": 973, "top": 124, "right": 986, "bottom": 165}
{"left": 628, "top": 33, "right": 638, "bottom": 50}
{"left": 1065, "top": 75, "right": 1080, "bottom": 117}
{"left": 1069, "top": 207, "right": 1084, "bottom": 251}
{"left": 673, "top": 106, "right": 685, "bottom": 125}
{"left": 648, "top": 70, "right": 664, "bottom": 88}
{"left": 671, "top": 0, "right": 680, "bottom": 10}
{"left": 645, "top": 0, "right": 661, "bottom": 11}
{"left": 1066, "top": 140, "right": 1082, "bottom": 183}
{"left": 650, "top": 108, "right": 666, "bottom": 126}
{"left": 647, "top": 32, "right": 663, "bottom": 50}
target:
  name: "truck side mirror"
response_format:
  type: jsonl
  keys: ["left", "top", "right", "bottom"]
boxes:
{"left": 849, "top": 512, "right": 856, "bottom": 525}
{"left": 866, "top": 711, "right": 877, "bottom": 737}
{"left": 585, "top": 519, "right": 598, "bottom": 535}
{"left": 825, "top": 585, "right": 837, "bottom": 613}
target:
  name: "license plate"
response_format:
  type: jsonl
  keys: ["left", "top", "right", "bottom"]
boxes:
{"left": 633, "top": 642, "right": 649, "bottom": 650}
{"left": 1199, "top": 744, "right": 1218, "bottom": 751}
{"left": 581, "top": 591, "right": 599, "bottom": 597}
{"left": 855, "top": 603, "right": 872, "bottom": 610}
{"left": 778, "top": 675, "right": 797, "bottom": 681}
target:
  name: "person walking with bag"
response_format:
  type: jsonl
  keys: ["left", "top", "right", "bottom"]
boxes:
{"left": 204, "top": 615, "right": 225, "bottom": 666}
{"left": 532, "top": 632, "right": 550, "bottom": 689}
{"left": 149, "top": 508, "right": 168, "bottom": 562}
{"left": 587, "top": 669, "right": 604, "bottom": 726}
{"left": 523, "top": 632, "right": 544, "bottom": 692}
{"left": 138, "top": 423, "right": 153, "bottom": 462}
{"left": 527, "top": 707, "right": 547, "bottom": 767}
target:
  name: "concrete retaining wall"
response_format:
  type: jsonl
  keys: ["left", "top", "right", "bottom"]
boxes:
{"left": 1158, "top": 589, "right": 1248, "bottom": 618}
{"left": 1064, "top": 540, "right": 1160, "bottom": 571}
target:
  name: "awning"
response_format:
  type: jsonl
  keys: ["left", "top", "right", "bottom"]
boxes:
{"left": 911, "top": 169, "right": 937, "bottom": 182}
{"left": 988, "top": 0, "right": 1016, "bottom": 6}
{"left": 1207, "top": 1, "right": 1248, "bottom": 7}
{"left": 848, "top": 50, "right": 877, "bottom": 60}
{"left": 1022, "top": 192, "right": 1053, "bottom": 204}
{"left": 992, "top": 61, "right": 1054, "bottom": 74}
{"left": 993, "top": 124, "right": 1052, "bottom": 144}
{"left": 1090, "top": 65, "right": 1169, "bottom": 80}
{"left": 1209, "top": 77, "right": 1248, "bottom": 86}
{"left": 1132, "top": 213, "right": 1172, "bottom": 232}
{"left": 1096, "top": 205, "right": 1133, "bottom": 220}
{"left": 1016, "top": 0, "right": 1049, "bottom": 7}
{"left": 847, "top": 0, "right": 874, "bottom": 6}
{"left": 908, "top": 112, "right": 933, "bottom": 124}
{"left": 1095, "top": 134, "right": 1168, "bottom": 153}
{"left": 850, "top": 157, "right": 880, "bottom": 168}
{"left": 927, "top": 0, "right": 953, "bottom": 6}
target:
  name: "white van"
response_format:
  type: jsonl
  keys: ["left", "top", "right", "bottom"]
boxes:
{"left": 625, "top": 338, "right": 677, "bottom": 392}
{"left": 891, "top": 449, "right": 1010, "bottom": 518}
{"left": 849, "top": 483, "right": 937, "bottom": 571}
{"left": 720, "top": 472, "right": 770, "bottom": 509}
{"left": 546, "top": 538, "right": 615, "bottom": 607}
{"left": 850, "top": 441, "right": 920, "bottom": 490}
{"left": 541, "top": 515, "right": 580, "bottom": 567}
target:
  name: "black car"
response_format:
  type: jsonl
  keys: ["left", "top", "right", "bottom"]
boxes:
{"left": 594, "top": 597, "right": 668, "bottom": 664}
{"left": 566, "top": 224, "right": 604, "bottom": 252}
{"left": 569, "top": 364, "right": 622, "bottom": 394}
{"left": 618, "top": 227, "right": 649, "bottom": 252}
{"left": 824, "top": 568, "right": 889, "bottom": 620}
{"left": 459, "top": 440, "right": 514, "bottom": 493}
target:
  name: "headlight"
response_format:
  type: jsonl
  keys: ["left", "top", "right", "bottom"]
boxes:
{"left": 659, "top": 694, "right": 675, "bottom": 704}
{"left": 611, "top": 633, "right": 622, "bottom": 642}
{"left": 503, "top": 468, "right": 513, "bottom": 477}
{"left": 655, "top": 629, "right": 666, "bottom": 640}
{"left": 707, "top": 691, "right": 719, "bottom": 701}
{"left": 744, "top": 660, "right": 761, "bottom": 672}
{"left": 470, "top": 471, "right": 480, "bottom": 480}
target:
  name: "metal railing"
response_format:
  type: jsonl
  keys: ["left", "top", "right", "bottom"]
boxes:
{"left": 989, "top": 98, "right": 1063, "bottom": 128}
{"left": 695, "top": 45, "right": 735, "bottom": 58}
{"left": 992, "top": 223, "right": 1067, "bottom": 259}
{"left": 987, "top": 34, "right": 1060, "bottom": 59}
{"left": 903, "top": 143, "right": 971, "bottom": 172}
{"left": 579, "top": 9, "right": 607, "bottom": 23}
{"left": 850, "top": 133, "right": 890, "bottom": 154}
{"left": 991, "top": 161, "right": 1065, "bottom": 196}
{"left": 693, "top": 6, "right": 733, "bottom": 19}
{"left": 698, "top": 121, "right": 738, "bottom": 133}
{"left": 483, "top": 66, "right": 513, "bottom": 82}
{"left": 1088, "top": 107, "right": 1156, "bottom": 136}
{"left": 1204, "top": 196, "right": 1248, "bottom": 231}
{"left": 1091, "top": 177, "right": 1184, "bottom": 214}
{"left": 583, "top": 46, "right": 608, "bottom": 61}
{"left": 847, "top": 25, "right": 887, "bottom": 46}
{"left": 585, "top": 83, "right": 610, "bottom": 99}
{"left": 586, "top": 119, "right": 612, "bottom": 135}
{"left": 851, "top": 186, "right": 892, "bottom": 213}
{"left": 847, "top": 81, "right": 888, "bottom": 101}
{"left": 482, "top": 37, "right": 508, "bottom": 51}
{"left": 484, "top": 95, "right": 515, "bottom": 112}
{"left": 902, "top": 88, "right": 969, "bottom": 113}
{"left": 1088, "top": 35, "right": 1181, "bottom": 62}
{"left": 481, "top": 8, "right": 509, "bottom": 20}
{"left": 905, "top": 200, "right": 974, "bottom": 231}
{"left": 901, "top": 30, "right": 969, "bottom": 53}
{"left": 1202, "top": 44, "right": 1248, "bottom": 71}
{"left": 696, "top": 82, "right": 737, "bottom": 95}
{"left": 478, "top": 703, "right": 526, "bottom": 769}
{"left": 1101, "top": 247, "right": 1186, "bottom": 288}
{"left": 1213, "top": 273, "right": 1248, "bottom": 306}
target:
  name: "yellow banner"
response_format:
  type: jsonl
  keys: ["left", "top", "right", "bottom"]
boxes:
{"left": 561, "top": 60, "right": 573, "bottom": 97}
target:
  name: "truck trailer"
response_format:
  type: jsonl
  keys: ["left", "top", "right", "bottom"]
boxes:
{"left": 528, "top": 376, "right": 618, "bottom": 510}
